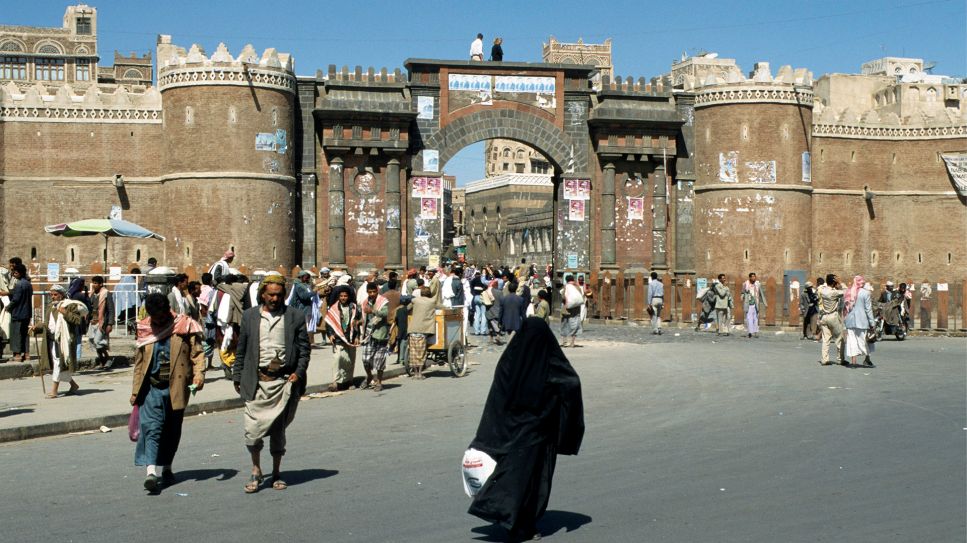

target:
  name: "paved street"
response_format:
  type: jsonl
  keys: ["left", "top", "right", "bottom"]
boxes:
{"left": 0, "top": 326, "right": 964, "bottom": 542}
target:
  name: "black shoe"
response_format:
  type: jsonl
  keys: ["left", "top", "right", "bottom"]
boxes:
{"left": 840, "top": 360, "right": 849, "bottom": 367}
{"left": 161, "top": 470, "right": 176, "bottom": 485}
{"left": 864, "top": 359, "right": 875, "bottom": 367}
{"left": 144, "top": 474, "right": 160, "bottom": 492}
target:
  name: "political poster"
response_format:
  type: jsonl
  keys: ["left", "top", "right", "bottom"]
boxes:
{"left": 627, "top": 197, "right": 644, "bottom": 220}
{"left": 421, "top": 198, "right": 438, "bottom": 219}
{"left": 411, "top": 177, "right": 427, "bottom": 198}
{"left": 568, "top": 200, "right": 585, "bottom": 222}
{"left": 417, "top": 96, "right": 434, "bottom": 120}
{"left": 255, "top": 133, "right": 276, "bottom": 151}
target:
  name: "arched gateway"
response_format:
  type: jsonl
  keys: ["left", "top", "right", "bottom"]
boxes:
{"left": 299, "top": 59, "right": 684, "bottom": 276}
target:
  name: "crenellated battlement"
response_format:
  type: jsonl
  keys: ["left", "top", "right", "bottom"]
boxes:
{"left": 693, "top": 63, "right": 814, "bottom": 108}
{"left": 0, "top": 80, "right": 161, "bottom": 123}
{"left": 156, "top": 37, "right": 296, "bottom": 94}
{"left": 599, "top": 74, "right": 669, "bottom": 95}
{"left": 323, "top": 64, "right": 404, "bottom": 85}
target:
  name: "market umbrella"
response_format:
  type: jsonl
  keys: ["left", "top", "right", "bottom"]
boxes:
{"left": 44, "top": 218, "right": 165, "bottom": 269}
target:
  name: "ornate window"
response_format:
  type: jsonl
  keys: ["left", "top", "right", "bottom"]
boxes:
{"left": 35, "top": 58, "right": 65, "bottom": 81}
{"left": 75, "top": 60, "right": 90, "bottom": 81}
{"left": 0, "top": 56, "right": 27, "bottom": 80}
{"left": 502, "top": 147, "right": 511, "bottom": 157}
{"left": 0, "top": 41, "right": 24, "bottom": 52}
{"left": 37, "top": 43, "right": 63, "bottom": 55}
{"left": 123, "top": 68, "right": 143, "bottom": 80}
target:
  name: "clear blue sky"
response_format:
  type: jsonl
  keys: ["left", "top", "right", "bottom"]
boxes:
{"left": 6, "top": 0, "right": 965, "bottom": 184}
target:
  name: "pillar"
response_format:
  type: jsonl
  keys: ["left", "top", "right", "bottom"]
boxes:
{"left": 385, "top": 158, "right": 402, "bottom": 269}
{"left": 652, "top": 163, "right": 668, "bottom": 270}
{"left": 328, "top": 157, "right": 346, "bottom": 266}
{"left": 601, "top": 161, "right": 617, "bottom": 268}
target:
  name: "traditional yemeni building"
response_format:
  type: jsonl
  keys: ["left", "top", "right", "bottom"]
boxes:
{"left": 462, "top": 174, "right": 555, "bottom": 266}
{"left": 0, "top": 5, "right": 963, "bottom": 296}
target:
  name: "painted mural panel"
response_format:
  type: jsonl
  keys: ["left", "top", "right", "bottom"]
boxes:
{"left": 448, "top": 74, "right": 557, "bottom": 113}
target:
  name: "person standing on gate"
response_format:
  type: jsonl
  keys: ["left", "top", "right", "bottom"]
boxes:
{"left": 712, "top": 274, "right": 733, "bottom": 336}
{"left": 470, "top": 33, "right": 484, "bottom": 61}
{"left": 742, "top": 272, "right": 767, "bottom": 338}
{"left": 648, "top": 271, "right": 664, "bottom": 335}
{"left": 490, "top": 37, "right": 503, "bottom": 61}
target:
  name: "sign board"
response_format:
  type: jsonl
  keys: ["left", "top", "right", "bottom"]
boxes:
{"left": 46, "top": 263, "right": 60, "bottom": 282}
{"left": 566, "top": 253, "right": 578, "bottom": 269}
{"left": 428, "top": 255, "right": 440, "bottom": 269}
{"left": 696, "top": 277, "right": 708, "bottom": 291}
{"left": 937, "top": 283, "right": 948, "bottom": 292}
{"left": 109, "top": 205, "right": 123, "bottom": 220}
{"left": 452, "top": 236, "right": 466, "bottom": 247}
{"left": 109, "top": 266, "right": 123, "bottom": 281}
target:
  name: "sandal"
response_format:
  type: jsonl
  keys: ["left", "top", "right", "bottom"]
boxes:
{"left": 45, "top": 393, "right": 58, "bottom": 399}
{"left": 373, "top": 381, "right": 382, "bottom": 392}
{"left": 271, "top": 474, "right": 287, "bottom": 490}
{"left": 244, "top": 472, "right": 263, "bottom": 494}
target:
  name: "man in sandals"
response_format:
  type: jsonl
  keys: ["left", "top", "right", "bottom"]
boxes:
{"left": 233, "top": 275, "right": 311, "bottom": 493}
{"left": 360, "top": 282, "right": 390, "bottom": 391}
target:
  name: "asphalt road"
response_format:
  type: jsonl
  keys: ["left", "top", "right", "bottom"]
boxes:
{"left": 1, "top": 329, "right": 964, "bottom": 543}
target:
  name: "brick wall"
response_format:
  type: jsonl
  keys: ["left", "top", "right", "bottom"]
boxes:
{"left": 811, "top": 135, "right": 966, "bottom": 279}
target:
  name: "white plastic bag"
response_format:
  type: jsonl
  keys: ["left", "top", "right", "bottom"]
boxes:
{"left": 461, "top": 448, "right": 496, "bottom": 497}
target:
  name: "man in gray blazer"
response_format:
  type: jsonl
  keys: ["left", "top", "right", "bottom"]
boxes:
{"left": 233, "top": 275, "right": 310, "bottom": 493}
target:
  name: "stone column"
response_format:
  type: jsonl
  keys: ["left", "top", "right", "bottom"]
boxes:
{"left": 328, "top": 157, "right": 346, "bottom": 266}
{"left": 601, "top": 161, "right": 617, "bottom": 268}
{"left": 652, "top": 164, "right": 668, "bottom": 269}
{"left": 384, "top": 158, "right": 402, "bottom": 269}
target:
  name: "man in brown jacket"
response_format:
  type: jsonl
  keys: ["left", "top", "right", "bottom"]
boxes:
{"left": 407, "top": 287, "right": 440, "bottom": 379}
{"left": 130, "top": 293, "right": 205, "bottom": 493}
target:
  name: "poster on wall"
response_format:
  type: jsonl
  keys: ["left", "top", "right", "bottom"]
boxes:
{"left": 745, "top": 160, "right": 777, "bottom": 183}
{"left": 417, "top": 96, "right": 435, "bottom": 120}
{"left": 424, "top": 150, "right": 440, "bottom": 172}
{"left": 801, "top": 151, "right": 811, "bottom": 183}
{"left": 46, "top": 263, "right": 60, "bottom": 282}
{"left": 567, "top": 200, "right": 585, "bottom": 222}
{"left": 941, "top": 152, "right": 967, "bottom": 196}
{"left": 627, "top": 197, "right": 644, "bottom": 220}
{"left": 255, "top": 133, "right": 276, "bottom": 151}
{"left": 563, "top": 179, "right": 579, "bottom": 200}
{"left": 577, "top": 179, "right": 591, "bottom": 200}
{"left": 424, "top": 177, "right": 443, "bottom": 199}
{"left": 719, "top": 151, "right": 738, "bottom": 183}
{"left": 566, "top": 253, "right": 578, "bottom": 269}
{"left": 411, "top": 177, "right": 427, "bottom": 198}
{"left": 275, "top": 129, "right": 287, "bottom": 155}
{"left": 494, "top": 76, "right": 556, "bottom": 110}
{"left": 421, "top": 198, "right": 438, "bottom": 219}
{"left": 448, "top": 74, "right": 493, "bottom": 109}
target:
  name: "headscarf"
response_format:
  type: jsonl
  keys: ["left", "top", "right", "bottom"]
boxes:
{"left": 50, "top": 284, "right": 68, "bottom": 296}
{"left": 136, "top": 312, "right": 203, "bottom": 348}
{"left": 258, "top": 273, "right": 286, "bottom": 301}
{"left": 66, "top": 277, "right": 85, "bottom": 299}
{"left": 845, "top": 275, "right": 865, "bottom": 313}
{"left": 470, "top": 317, "right": 584, "bottom": 457}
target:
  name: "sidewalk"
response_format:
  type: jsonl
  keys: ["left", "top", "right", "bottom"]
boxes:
{"left": 0, "top": 345, "right": 414, "bottom": 443}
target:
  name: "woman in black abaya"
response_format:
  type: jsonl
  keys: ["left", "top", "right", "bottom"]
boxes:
{"left": 468, "top": 317, "right": 585, "bottom": 542}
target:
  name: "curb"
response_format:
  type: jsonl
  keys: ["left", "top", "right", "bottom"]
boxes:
{"left": 0, "top": 366, "right": 410, "bottom": 444}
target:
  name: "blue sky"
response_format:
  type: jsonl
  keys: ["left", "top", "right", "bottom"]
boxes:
{"left": 6, "top": 0, "right": 965, "bottom": 184}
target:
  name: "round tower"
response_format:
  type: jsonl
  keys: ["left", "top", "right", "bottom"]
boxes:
{"left": 692, "top": 62, "right": 814, "bottom": 283}
{"left": 158, "top": 37, "right": 296, "bottom": 269}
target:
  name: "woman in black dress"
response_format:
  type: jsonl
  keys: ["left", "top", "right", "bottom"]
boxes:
{"left": 491, "top": 38, "right": 504, "bottom": 62}
{"left": 468, "top": 317, "right": 584, "bottom": 542}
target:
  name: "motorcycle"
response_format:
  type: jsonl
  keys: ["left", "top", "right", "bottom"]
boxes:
{"left": 874, "top": 297, "right": 909, "bottom": 341}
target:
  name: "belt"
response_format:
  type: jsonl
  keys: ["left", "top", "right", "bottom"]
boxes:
{"left": 258, "top": 369, "right": 284, "bottom": 382}
{"left": 149, "top": 377, "right": 170, "bottom": 388}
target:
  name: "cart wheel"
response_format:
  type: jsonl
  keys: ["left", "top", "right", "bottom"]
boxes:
{"left": 448, "top": 341, "right": 468, "bottom": 377}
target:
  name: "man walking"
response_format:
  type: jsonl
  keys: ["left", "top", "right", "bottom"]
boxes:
{"left": 742, "top": 272, "right": 767, "bottom": 338}
{"left": 131, "top": 293, "right": 205, "bottom": 492}
{"left": 209, "top": 251, "right": 234, "bottom": 285}
{"left": 360, "top": 282, "right": 390, "bottom": 391}
{"left": 712, "top": 274, "right": 733, "bottom": 336}
{"left": 560, "top": 275, "right": 584, "bottom": 347}
{"left": 648, "top": 271, "right": 664, "bottom": 335}
{"left": 818, "top": 274, "right": 846, "bottom": 366}
{"left": 325, "top": 286, "right": 361, "bottom": 391}
{"left": 88, "top": 275, "right": 114, "bottom": 368}
{"left": 233, "top": 275, "right": 310, "bottom": 493}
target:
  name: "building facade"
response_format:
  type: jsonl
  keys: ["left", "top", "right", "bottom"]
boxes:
{"left": 1, "top": 6, "right": 964, "bottom": 289}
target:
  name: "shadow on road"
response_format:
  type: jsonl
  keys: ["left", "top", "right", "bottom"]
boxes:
{"left": 171, "top": 468, "right": 239, "bottom": 485}
{"left": 471, "top": 510, "right": 592, "bottom": 541}
{"left": 0, "top": 408, "right": 34, "bottom": 417}
{"left": 66, "top": 388, "right": 111, "bottom": 397}
{"left": 283, "top": 468, "right": 339, "bottom": 486}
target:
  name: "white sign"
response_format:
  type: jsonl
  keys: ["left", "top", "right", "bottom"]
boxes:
{"left": 941, "top": 153, "right": 967, "bottom": 196}
{"left": 46, "top": 263, "right": 60, "bottom": 282}
{"left": 109, "top": 266, "right": 123, "bottom": 281}
{"left": 937, "top": 283, "right": 948, "bottom": 292}
{"left": 417, "top": 96, "right": 434, "bottom": 120}
{"left": 423, "top": 150, "right": 440, "bottom": 173}
{"left": 109, "top": 205, "right": 123, "bottom": 220}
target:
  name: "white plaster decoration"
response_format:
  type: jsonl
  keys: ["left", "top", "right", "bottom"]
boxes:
{"left": 812, "top": 123, "right": 966, "bottom": 140}
{"left": 694, "top": 85, "right": 814, "bottom": 108}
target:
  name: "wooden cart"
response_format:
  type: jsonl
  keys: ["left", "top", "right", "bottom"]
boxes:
{"left": 409, "top": 307, "right": 468, "bottom": 377}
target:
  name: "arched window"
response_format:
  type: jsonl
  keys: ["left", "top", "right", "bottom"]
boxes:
{"left": 925, "top": 88, "right": 937, "bottom": 102}
{"left": 0, "top": 41, "right": 24, "bottom": 52}
{"left": 123, "top": 68, "right": 143, "bottom": 80}
{"left": 37, "top": 43, "right": 63, "bottom": 55}
{"left": 502, "top": 148, "right": 511, "bottom": 158}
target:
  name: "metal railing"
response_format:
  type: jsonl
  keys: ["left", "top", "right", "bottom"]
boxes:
{"left": 27, "top": 274, "right": 147, "bottom": 338}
